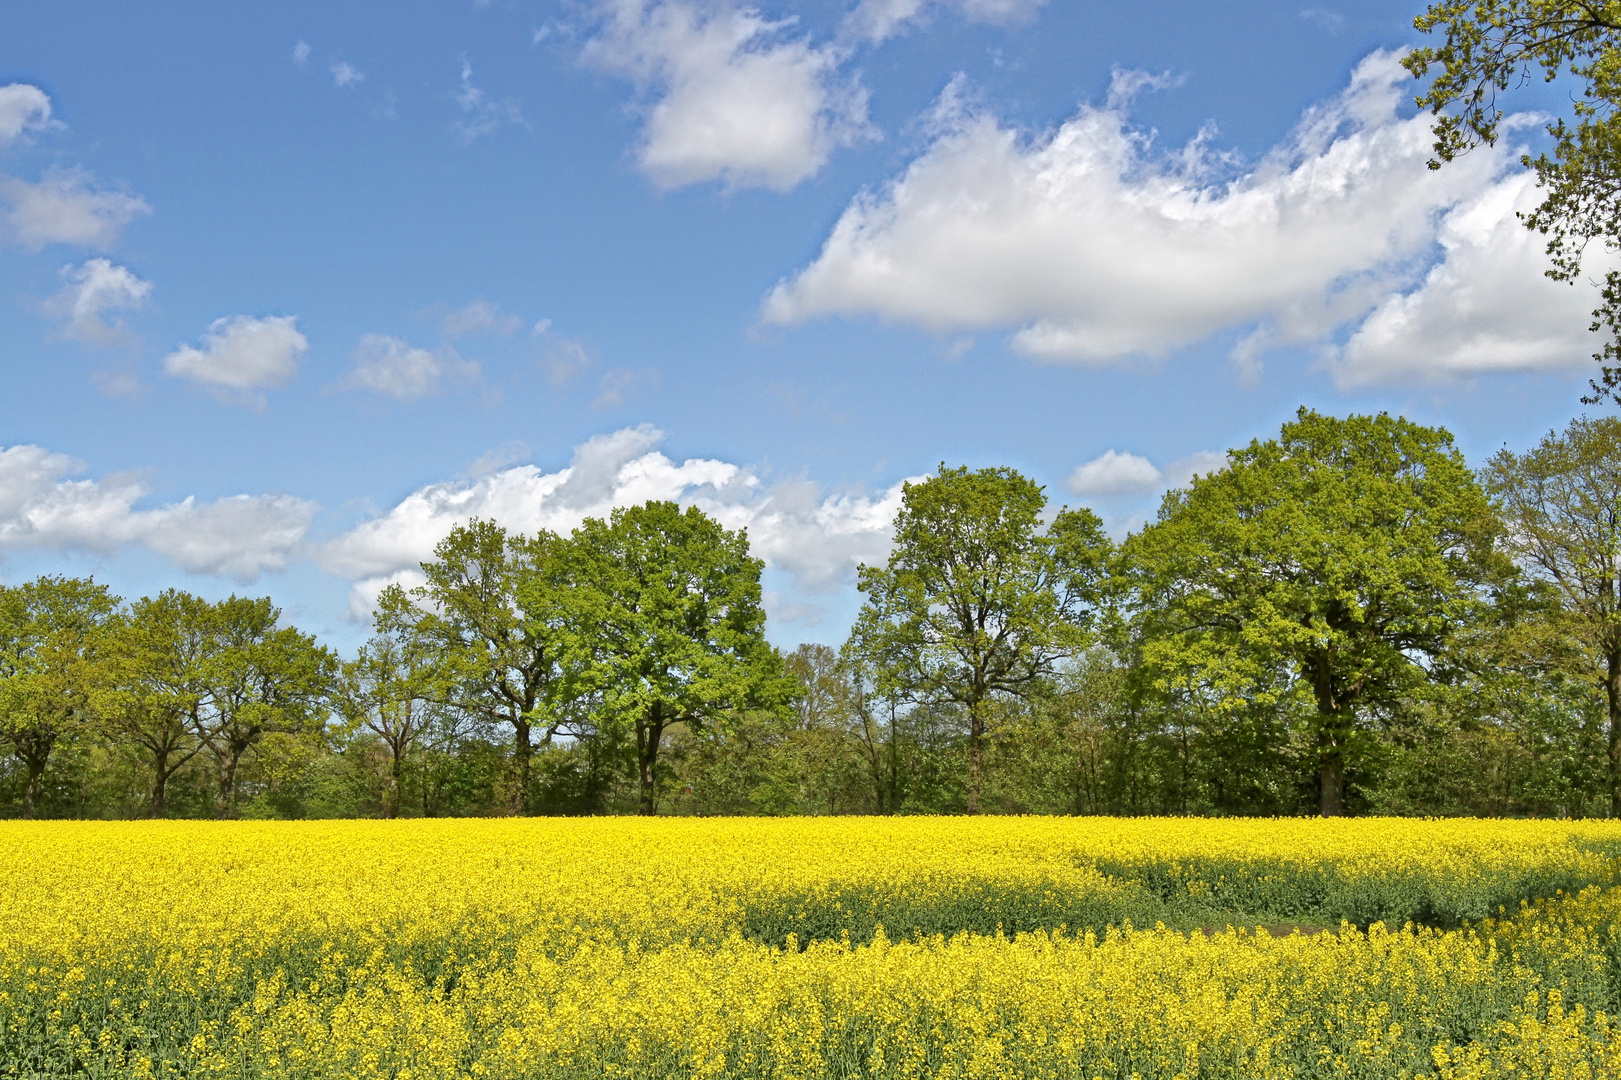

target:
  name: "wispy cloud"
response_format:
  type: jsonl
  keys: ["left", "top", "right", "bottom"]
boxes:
{"left": 332, "top": 61, "right": 365, "bottom": 87}
{"left": 43, "top": 258, "right": 152, "bottom": 344}
{"left": 453, "top": 59, "right": 524, "bottom": 141}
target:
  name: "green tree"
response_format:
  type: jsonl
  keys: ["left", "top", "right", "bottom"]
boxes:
{"left": 0, "top": 576, "right": 119, "bottom": 818}
{"left": 1123, "top": 408, "right": 1506, "bottom": 816}
{"left": 96, "top": 590, "right": 213, "bottom": 818}
{"left": 339, "top": 588, "right": 447, "bottom": 818}
{"left": 847, "top": 465, "right": 1111, "bottom": 814}
{"left": 194, "top": 596, "right": 338, "bottom": 818}
{"left": 403, "top": 520, "right": 574, "bottom": 812}
{"left": 779, "top": 644, "right": 870, "bottom": 813}
{"left": 1406, "top": 2, "right": 1621, "bottom": 401}
{"left": 566, "top": 501, "right": 790, "bottom": 815}
{"left": 1481, "top": 414, "right": 1621, "bottom": 811}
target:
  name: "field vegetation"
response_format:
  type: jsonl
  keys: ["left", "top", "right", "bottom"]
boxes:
{"left": 6, "top": 817, "right": 1621, "bottom": 1077}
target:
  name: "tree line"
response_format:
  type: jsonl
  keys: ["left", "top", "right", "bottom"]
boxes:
{"left": 5, "top": 408, "right": 1621, "bottom": 819}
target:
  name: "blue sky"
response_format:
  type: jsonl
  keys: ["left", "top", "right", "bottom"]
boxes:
{"left": 0, "top": 0, "right": 1604, "bottom": 653}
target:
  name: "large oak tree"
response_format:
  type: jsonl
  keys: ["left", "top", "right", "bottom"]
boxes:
{"left": 1123, "top": 409, "right": 1506, "bottom": 816}
{"left": 847, "top": 465, "right": 1111, "bottom": 814}
{"left": 0, "top": 576, "right": 118, "bottom": 817}
{"left": 563, "top": 501, "right": 789, "bottom": 815}
{"left": 401, "top": 520, "right": 575, "bottom": 812}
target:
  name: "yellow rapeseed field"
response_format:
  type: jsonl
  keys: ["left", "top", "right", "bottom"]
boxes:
{"left": 4, "top": 817, "right": 1621, "bottom": 1078}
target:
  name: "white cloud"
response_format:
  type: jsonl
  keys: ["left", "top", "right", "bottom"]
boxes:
{"left": 841, "top": 0, "right": 1045, "bottom": 43}
{"left": 0, "top": 444, "right": 315, "bottom": 581}
{"left": 319, "top": 425, "right": 911, "bottom": 617}
{"left": 332, "top": 62, "right": 365, "bottom": 87}
{"left": 763, "top": 51, "right": 1517, "bottom": 372}
{"left": 442, "top": 299, "right": 521, "bottom": 337}
{"left": 453, "top": 59, "right": 524, "bottom": 141}
{"left": 342, "top": 333, "right": 479, "bottom": 399}
{"left": 583, "top": 0, "right": 874, "bottom": 191}
{"left": 292, "top": 41, "right": 312, "bottom": 66}
{"left": 43, "top": 258, "right": 152, "bottom": 344}
{"left": 162, "top": 315, "right": 307, "bottom": 406}
{"left": 0, "top": 84, "right": 53, "bottom": 146}
{"left": 1160, "top": 450, "right": 1228, "bottom": 490}
{"left": 1066, "top": 450, "right": 1161, "bottom": 497}
{"left": 140, "top": 495, "right": 317, "bottom": 579}
{"left": 0, "top": 168, "right": 151, "bottom": 250}
{"left": 1331, "top": 169, "right": 1615, "bottom": 385}
{"left": 1067, "top": 448, "right": 1227, "bottom": 506}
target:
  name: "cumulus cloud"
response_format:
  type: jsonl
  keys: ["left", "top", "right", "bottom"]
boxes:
{"left": 292, "top": 41, "right": 312, "bottom": 66}
{"left": 0, "top": 84, "right": 53, "bottom": 146}
{"left": 1067, "top": 448, "right": 1227, "bottom": 500}
{"left": 0, "top": 444, "right": 316, "bottom": 581}
{"left": 764, "top": 51, "right": 1531, "bottom": 375}
{"left": 332, "top": 62, "right": 365, "bottom": 87}
{"left": 319, "top": 425, "right": 911, "bottom": 617}
{"left": 1330, "top": 169, "right": 1616, "bottom": 385}
{"left": 43, "top": 258, "right": 152, "bottom": 344}
{"left": 342, "top": 333, "right": 480, "bottom": 399}
{"left": 162, "top": 315, "right": 307, "bottom": 406}
{"left": 841, "top": 0, "right": 1046, "bottom": 43}
{"left": 0, "top": 168, "right": 151, "bottom": 250}
{"left": 583, "top": 0, "right": 874, "bottom": 191}
{"left": 1066, "top": 450, "right": 1161, "bottom": 497}
{"left": 1161, "top": 450, "right": 1228, "bottom": 489}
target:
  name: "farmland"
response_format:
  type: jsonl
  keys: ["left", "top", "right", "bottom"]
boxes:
{"left": 5, "top": 818, "right": 1621, "bottom": 1077}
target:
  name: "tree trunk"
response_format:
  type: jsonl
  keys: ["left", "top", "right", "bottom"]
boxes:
{"left": 15, "top": 730, "right": 55, "bottom": 820}
{"left": 387, "top": 744, "right": 403, "bottom": 820}
{"left": 1319, "top": 752, "right": 1344, "bottom": 817}
{"left": 22, "top": 754, "right": 46, "bottom": 820}
{"left": 637, "top": 710, "right": 664, "bottom": 816}
{"left": 966, "top": 701, "right": 985, "bottom": 815}
{"left": 217, "top": 746, "right": 243, "bottom": 819}
{"left": 1309, "top": 653, "right": 1347, "bottom": 817}
{"left": 151, "top": 751, "right": 170, "bottom": 819}
{"left": 887, "top": 702, "right": 899, "bottom": 815}
{"left": 1608, "top": 647, "right": 1621, "bottom": 817}
{"left": 513, "top": 718, "right": 532, "bottom": 815}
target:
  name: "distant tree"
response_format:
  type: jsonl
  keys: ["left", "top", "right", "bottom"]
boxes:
{"left": 339, "top": 588, "right": 447, "bottom": 818}
{"left": 402, "top": 520, "right": 574, "bottom": 812}
{"left": 566, "top": 501, "right": 790, "bottom": 815}
{"left": 0, "top": 576, "right": 119, "bottom": 817}
{"left": 781, "top": 644, "right": 869, "bottom": 813}
{"left": 1123, "top": 408, "right": 1507, "bottom": 816}
{"left": 1482, "top": 414, "right": 1621, "bottom": 812}
{"left": 194, "top": 596, "right": 338, "bottom": 818}
{"left": 1406, "top": 2, "right": 1621, "bottom": 401}
{"left": 847, "top": 465, "right": 1111, "bottom": 813}
{"left": 97, "top": 590, "right": 213, "bottom": 818}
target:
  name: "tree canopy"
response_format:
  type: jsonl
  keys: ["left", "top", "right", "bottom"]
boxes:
{"left": 565, "top": 501, "right": 790, "bottom": 815}
{"left": 8, "top": 412, "right": 1621, "bottom": 820}
{"left": 1407, "top": 1, "right": 1621, "bottom": 400}
{"left": 1123, "top": 409, "right": 1506, "bottom": 816}
{"left": 1484, "top": 415, "right": 1621, "bottom": 811}
{"left": 848, "top": 465, "right": 1111, "bottom": 813}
